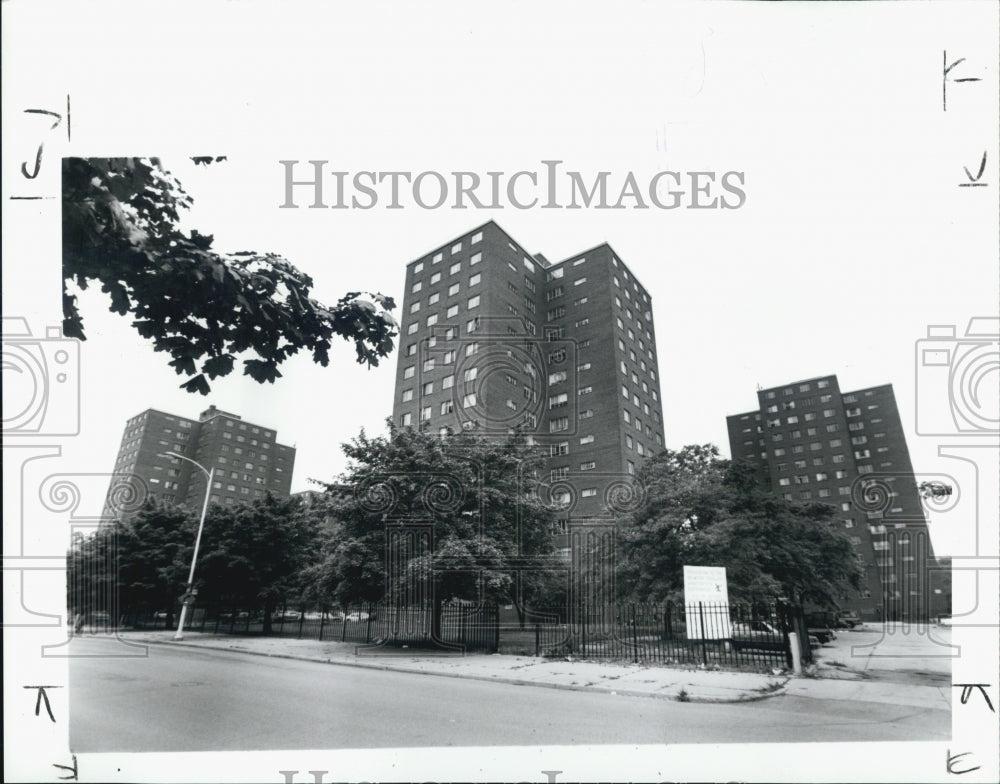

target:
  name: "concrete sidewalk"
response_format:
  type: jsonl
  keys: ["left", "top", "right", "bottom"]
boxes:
{"left": 115, "top": 630, "right": 950, "bottom": 710}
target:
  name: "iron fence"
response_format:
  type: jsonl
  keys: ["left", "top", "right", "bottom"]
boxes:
{"left": 498, "top": 601, "right": 796, "bottom": 669}
{"left": 123, "top": 599, "right": 805, "bottom": 669}
{"left": 125, "top": 601, "right": 500, "bottom": 653}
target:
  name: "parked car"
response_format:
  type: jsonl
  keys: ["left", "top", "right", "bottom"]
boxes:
{"left": 803, "top": 611, "right": 838, "bottom": 643}
{"left": 730, "top": 620, "right": 785, "bottom": 652}
{"left": 732, "top": 620, "right": 821, "bottom": 650}
{"left": 345, "top": 611, "right": 370, "bottom": 622}
{"left": 270, "top": 611, "right": 301, "bottom": 622}
{"left": 807, "top": 625, "right": 837, "bottom": 644}
{"left": 837, "top": 610, "right": 862, "bottom": 629}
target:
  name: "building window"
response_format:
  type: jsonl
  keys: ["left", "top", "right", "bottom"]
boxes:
{"left": 449, "top": 262, "right": 461, "bottom": 275}
{"left": 580, "top": 434, "right": 595, "bottom": 444}
{"left": 401, "top": 389, "right": 414, "bottom": 402}
{"left": 467, "top": 295, "right": 480, "bottom": 309}
{"left": 581, "top": 488, "right": 597, "bottom": 498}
{"left": 404, "top": 366, "right": 415, "bottom": 379}
{"left": 400, "top": 412, "right": 412, "bottom": 427}
{"left": 550, "top": 417, "right": 569, "bottom": 432}
{"left": 462, "top": 393, "right": 477, "bottom": 408}
{"left": 411, "top": 281, "right": 422, "bottom": 293}
{"left": 580, "top": 461, "right": 596, "bottom": 470}
{"left": 431, "top": 271, "right": 442, "bottom": 284}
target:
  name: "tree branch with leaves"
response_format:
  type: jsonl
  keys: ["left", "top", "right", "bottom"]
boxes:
{"left": 62, "top": 157, "right": 398, "bottom": 394}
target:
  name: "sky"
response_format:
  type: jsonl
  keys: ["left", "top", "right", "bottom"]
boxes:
{"left": 3, "top": 2, "right": 999, "bottom": 781}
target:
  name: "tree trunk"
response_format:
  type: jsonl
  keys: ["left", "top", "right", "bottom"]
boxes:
{"left": 432, "top": 598, "right": 443, "bottom": 640}
{"left": 262, "top": 599, "right": 274, "bottom": 634}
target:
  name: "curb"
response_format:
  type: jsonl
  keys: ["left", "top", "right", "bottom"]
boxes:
{"left": 138, "top": 637, "right": 787, "bottom": 705}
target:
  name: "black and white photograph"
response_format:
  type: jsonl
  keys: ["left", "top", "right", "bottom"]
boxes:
{"left": 3, "top": 2, "right": 998, "bottom": 782}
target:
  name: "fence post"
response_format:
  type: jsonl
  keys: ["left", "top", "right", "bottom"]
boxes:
{"left": 341, "top": 613, "right": 347, "bottom": 642}
{"left": 298, "top": 614, "right": 305, "bottom": 639}
{"left": 535, "top": 623, "right": 541, "bottom": 657}
{"left": 366, "top": 605, "right": 373, "bottom": 643}
{"left": 319, "top": 612, "right": 326, "bottom": 641}
{"left": 788, "top": 632, "right": 803, "bottom": 674}
{"left": 631, "top": 604, "right": 639, "bottom": 663}
{"left": 698, "top": 602, "right": 708, "bottom": 666}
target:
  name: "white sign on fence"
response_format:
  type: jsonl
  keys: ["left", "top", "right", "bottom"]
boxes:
{"left": 683, "top": 565, "right": 732, "bottom": 639}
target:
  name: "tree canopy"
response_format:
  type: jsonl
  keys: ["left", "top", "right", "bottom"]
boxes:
{"left": 617, "top": 445, "right": 864, "bottom": 607}
{"left": 197, "top": 494, "right": 320, "bottom": 631}
{"left": 62, "top": 157, "right": 398, "bottom": 394}
{"left": 310, "top": 425, "right": 558, "bottom": 608}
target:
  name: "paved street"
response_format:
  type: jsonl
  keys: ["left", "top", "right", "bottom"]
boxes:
{"left": 70, "top": 637, "right": 948, "bottom": 752}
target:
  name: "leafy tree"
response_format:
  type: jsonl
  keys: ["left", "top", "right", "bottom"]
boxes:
{"left": 617, "top": 445, "right": 863, "bottom": 607}
{"left": 66, "top": 524, "right": 120, "bottom": 624}
{"left": 312, "top": 426, "right": 558, "bottom": 619}
{"left": 115, "top": 501, "right": 199, "bottom": 625}
{"left": 67, "top": 501, "right": 197, "bottom": 627}
{"left": 62, "top": 157, "right": 398, "bottom": 394}
{"left": 196, "top": 493, "right": 321, "bottom": 632}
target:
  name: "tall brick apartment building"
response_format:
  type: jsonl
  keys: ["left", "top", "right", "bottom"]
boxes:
{"left": 104, "top": 405, "right": 295, "bottom": 516}
{"left": 727, "top": 376, "right": 937, "bottom": 621}
{"left": 391, "top": 222, "right": 665, "bottom": 546}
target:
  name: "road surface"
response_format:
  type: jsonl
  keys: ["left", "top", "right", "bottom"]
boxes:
{"left": 69, "top": 638, "right": 949, "bottom": 752}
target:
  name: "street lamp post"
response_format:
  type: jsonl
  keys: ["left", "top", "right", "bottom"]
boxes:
{"left": 161, "top": 451, "right": 213, "bottom": 641}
